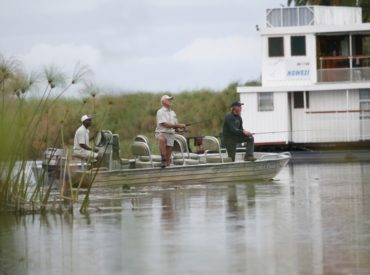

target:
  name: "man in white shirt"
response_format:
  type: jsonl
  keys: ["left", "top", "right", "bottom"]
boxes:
{"left": 73, "top": 115, "right": 99, "bottom": 161}
{"left": 155, "top": 95, "right": 186, "bottom": 167}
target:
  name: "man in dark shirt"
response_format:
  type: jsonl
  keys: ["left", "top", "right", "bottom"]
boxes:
{"left": 222, "top": 101, "right": 255, "bottom": 162}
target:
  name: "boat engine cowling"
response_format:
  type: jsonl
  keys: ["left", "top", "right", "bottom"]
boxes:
{"left": 42, "top": 148, "right": 65, "bottom": 167}
{"left": 95, "top": 130, "right": 122, "bottom": 170}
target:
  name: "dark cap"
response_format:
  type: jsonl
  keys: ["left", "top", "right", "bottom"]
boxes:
{"left": 230, "top": 101, "right": 244, "bottom": 107}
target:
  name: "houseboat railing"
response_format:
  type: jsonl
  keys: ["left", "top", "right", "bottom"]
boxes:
{"left": 266, "top": 6, "right": 314, "bottom": 28}
{"left": 318, "top": 55, "right": 370, "bottom": 82}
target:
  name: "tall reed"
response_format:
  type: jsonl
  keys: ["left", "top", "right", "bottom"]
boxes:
{"left": 0, "top": 54, "right": 92, "bottom": 213}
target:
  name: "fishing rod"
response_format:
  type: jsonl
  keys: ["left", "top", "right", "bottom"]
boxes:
{"left": 185, "top": 119, "right": 213, "bottom": 126}
{"left": 252, "top": 129, "right": 323, "bottom": 135}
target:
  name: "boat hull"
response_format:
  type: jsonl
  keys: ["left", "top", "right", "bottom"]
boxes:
{"left": 74, "top": 152, "right": 290, "bottom": 187}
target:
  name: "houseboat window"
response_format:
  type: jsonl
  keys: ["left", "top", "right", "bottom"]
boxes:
{"left": 291, "top": 36, "right": 306, "bottom": 56}
{"left": 360, "top": 90, "right": 370, "bottom": 121}
{"left": 317, "top": 35, "right": 350, "bottom": 69}
{"left": 360, "top": 89, "right": 370, "bottom": 100}
{"left": 258, "top": 93, "right": 274, "bottom": 111}
{"left": 306, "top": 92, "right": 310, "bottom": 108}
{"left": 360, "top": 102, "right": 370, "bottom": 119}
{"left": 293, "top": 92, "right": 309, "bottom": 109}
{"left": 268, "top": 37, "right": 284, "bottom": 57}
{"left": 352, "top": 36, "right": 370, "bottom": 79}
{"left": 266, "top": 7, "right": 314, "bottom": 28}
{"left": 352, "top": 35, "right": 370, "bottom": 58}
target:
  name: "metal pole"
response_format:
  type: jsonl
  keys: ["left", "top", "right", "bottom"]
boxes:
{"left": 346, "top": 89, "right": 350, "bottom": 141}
{"left": 349, "top": 34, "right": 353, "bottom": 81}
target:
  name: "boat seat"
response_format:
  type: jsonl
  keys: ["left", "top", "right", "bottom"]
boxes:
{"left": 172, "top": 139, "right": 200, "bottom": 165}
{"left": 133, "top": 134, "right": 162, "bottom": 162}
{"left": 174, "top": 134, "right": 200, "bottom": 160}
{"left": 130, "top": 141, "right": 162, "bottom": 168}
{"left": 134, "top": 134, "right": 150, "bottom": 144}
{"left": 202, "top": 136, "right": 232, "bottom": 163}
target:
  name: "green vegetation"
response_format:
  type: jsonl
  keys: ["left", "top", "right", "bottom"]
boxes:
{"left": 22, "top": 80, "right": 260, "bottom": 158}
{"left": 0, "top": 53, "right": 260, "bottom": 214}
{"left": 0, "top": 54, "right": 93, "bottom": 213}
{"left": 57, "top": 83, "right": 243, "bottom": 156}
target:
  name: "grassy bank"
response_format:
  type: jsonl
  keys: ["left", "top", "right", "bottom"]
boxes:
{"left": 27, "top": 82, "right": 245, "bottom": 158}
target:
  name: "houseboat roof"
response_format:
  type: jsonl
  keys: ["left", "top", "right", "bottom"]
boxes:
{"left": 260, "top": 23, "right": 370, "bottom": 36}
{"left": 261, "top": 5, "right": 370, "bottom": 35}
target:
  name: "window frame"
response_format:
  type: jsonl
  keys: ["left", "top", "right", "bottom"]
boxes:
{"left": 291, "top": 36, "right": 306, "bottom": 56}
{"left": 258, "top": 92, "right": 274, "bottom": 112}
{"left": 360, "top": 89, "right": 370, "bottom": 120}
{"left": 268, "top": 37, "right": 284, "bottom": 57}
{"left": 293, "top": 91, "right": 309, "bottom": 109}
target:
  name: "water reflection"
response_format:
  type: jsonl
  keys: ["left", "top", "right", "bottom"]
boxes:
{"left": 0, "top": 162, "right": 370, "bottom": 274}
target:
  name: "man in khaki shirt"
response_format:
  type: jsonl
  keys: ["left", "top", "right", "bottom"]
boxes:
{"left": 155, "top": 95, "right": 186, "bottom": 167}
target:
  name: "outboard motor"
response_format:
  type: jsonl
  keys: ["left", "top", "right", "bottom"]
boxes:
{"left": 95, "top": 130, "right": 122, "bottom": 170}
{"left": 42, "top": 148, "right": 65, "bottom": 167}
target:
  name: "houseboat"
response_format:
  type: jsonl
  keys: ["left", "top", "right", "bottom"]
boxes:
{"left": 238, "top": 6, "right": 370, "bottom": 154}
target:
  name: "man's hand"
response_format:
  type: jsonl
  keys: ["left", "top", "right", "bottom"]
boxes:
{"left": 176, "top": 123, "right": 187, "bottom": 129}
{"left": 243, "top": 130, "right": 253, "bottom": 137}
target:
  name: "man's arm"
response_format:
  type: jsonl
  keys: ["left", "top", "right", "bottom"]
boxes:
{"left": 160, "top": 122, "right": 187, "bottom": 129}
{"left": 76, "top": 130, "right": 99, "bottom": 152}
{"left": 157, "top": 110, "right": 186, "bottom": 129}
{"left": 79, "top": 143, "right": 99, "bottom": 152}
{"left": 79, "top": 143, "right": 92, "bottom": 151}
{"left": 224, "top": 115, "right": 244, "bottom": 137}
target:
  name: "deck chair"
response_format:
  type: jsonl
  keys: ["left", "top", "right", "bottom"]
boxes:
{"left": 172, "top": 139, "right": 200, "bottom": 166}
{"left": 130, "top": 141, "right": 162, "bottom": 168}
{"left": 174, "top": 134, "right": 200, "bottom": 160}
{"left": 202, "top": 136, "right": 232, "bottom": 163}
{"left": 133, "top": 134, "right": 162, "bottom": 162}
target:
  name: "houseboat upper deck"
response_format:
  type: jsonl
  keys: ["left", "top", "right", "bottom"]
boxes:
{"left": 238, "top": 5, "right": 370, "bottom": 151}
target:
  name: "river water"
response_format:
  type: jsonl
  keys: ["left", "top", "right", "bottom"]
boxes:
{"left": 1, "top": 162, "right": 370, "bottom": 275}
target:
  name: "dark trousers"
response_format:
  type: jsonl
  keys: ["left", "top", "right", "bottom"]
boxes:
{"left": 224, "top": 135, "right": 254, "bottom": 161}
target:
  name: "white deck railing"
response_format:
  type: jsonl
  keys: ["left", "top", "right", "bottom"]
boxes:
{"left": 317, "top": 55, "right": 370, "bottom": 82}
{"left": 317, "top": 67, "right": 370, "bottom": 82}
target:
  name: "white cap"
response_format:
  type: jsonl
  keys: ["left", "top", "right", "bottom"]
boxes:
{"left": 81, "top": 115, "right": 92, "bottom": 122}
{"left": 160, "top": 94, "right": 173, "bottom": 102}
